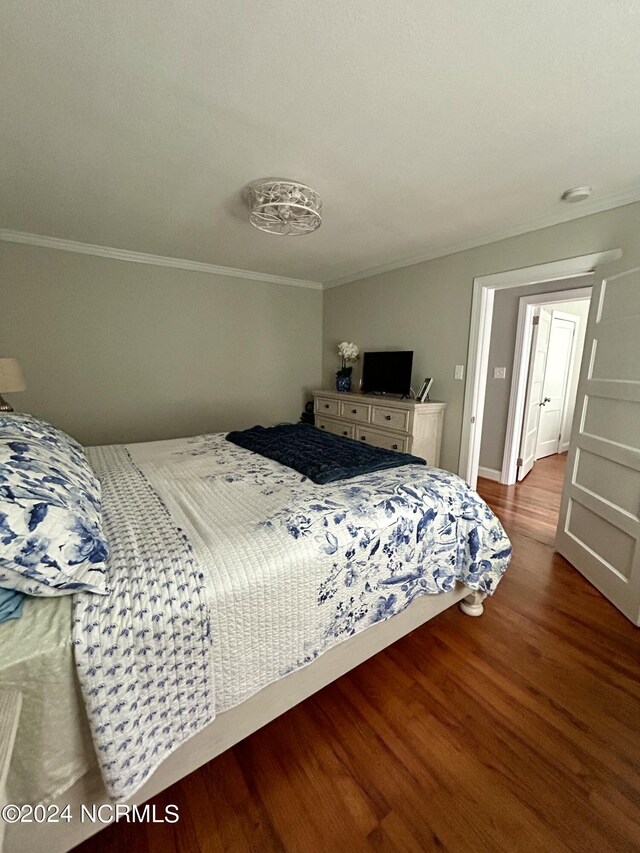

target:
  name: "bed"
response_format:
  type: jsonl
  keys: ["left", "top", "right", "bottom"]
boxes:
{"left": 0, "top": 427, "right": 511, "bottom": 853}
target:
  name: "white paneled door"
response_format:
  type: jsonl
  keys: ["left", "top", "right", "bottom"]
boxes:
{"left": 517, "top": 307, "right": 551, "bottom": 481}
{"left": 556, "top": 263, "right": 640, "bottom": 625}
{"left": 535, "top": 312, "right": 577, "bottom": 459}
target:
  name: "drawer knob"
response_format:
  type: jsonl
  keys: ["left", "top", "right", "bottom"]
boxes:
{"left": 320, "top": 425, "right": 325, "bottom": 429}
{"left": 392, "top": 444, "right": 398, "bottom": 450}
{"left": 385, "top": 415, "right": 391, "bottom": 420}
{"left": 351, "top": 409, "right": 357, "bottom": 414}
{"left": 343, "top": 431, "right": 348, "bottom": 436}
{"left": 360, "top": 435, "right": 366, "bottom": 441}
{"left": 324, "top": 403, "right": 329, "bottom": 408}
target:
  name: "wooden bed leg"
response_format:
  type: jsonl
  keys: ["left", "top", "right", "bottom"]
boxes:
{"left": 459, "top": 589, "right": 487, "bottom": 617}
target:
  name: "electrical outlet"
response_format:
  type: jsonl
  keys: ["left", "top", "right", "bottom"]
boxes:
{"left": 454, "top": 364, "right": 464, "bottom": 380}
{"left": 494, "top": 367, "right": 507, "bottom": 379}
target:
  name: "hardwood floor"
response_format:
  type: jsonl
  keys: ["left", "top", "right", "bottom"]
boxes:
{"left": 76, "top": 455, "right": 640, "bottom": 853}
{"left": 479, "top": 453, "right": 569, "bottom": 547}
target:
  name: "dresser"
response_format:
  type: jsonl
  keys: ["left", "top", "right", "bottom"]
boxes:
{"left": 313, "top": 390, "right": 446, "bottom": 467}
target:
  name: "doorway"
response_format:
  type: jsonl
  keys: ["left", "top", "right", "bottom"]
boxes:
{"left": 465, "top": 251, "right": 638, "bottom": 625}
{"left": 512, "top": 292, "right": 591, "bottom": 484}
{"left": 475, "top": 281, "right": 593, "bottom": 489}
{"left": 458, "top": 250, "right": 621, "bottom": 489}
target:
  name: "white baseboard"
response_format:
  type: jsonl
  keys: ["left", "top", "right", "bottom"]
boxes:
{"left": 478, "top": 466, "right": 502, "bottom": 481}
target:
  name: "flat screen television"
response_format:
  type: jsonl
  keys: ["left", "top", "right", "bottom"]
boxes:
{"left": 361, "top": 351, "right": 413, "bottom": 396}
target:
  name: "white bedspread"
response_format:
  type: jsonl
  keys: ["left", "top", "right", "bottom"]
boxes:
{"left": 75, "top": 433, "right": 511, "bottom": 802}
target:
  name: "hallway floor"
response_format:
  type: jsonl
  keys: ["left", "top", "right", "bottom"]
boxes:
{"left": 477, "top": 452, "right": 568, "bottom": 547}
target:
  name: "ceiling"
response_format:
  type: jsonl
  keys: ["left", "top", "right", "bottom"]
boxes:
{"left": 2, "top": 1, "right": 640, "bottom": 286}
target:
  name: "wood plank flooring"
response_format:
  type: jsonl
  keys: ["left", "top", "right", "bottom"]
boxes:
{"left": 76, "top": 455, "right": 640, "bottom": 853}
{"left": 479, "top": 453, "right": 568, "bottom": 547}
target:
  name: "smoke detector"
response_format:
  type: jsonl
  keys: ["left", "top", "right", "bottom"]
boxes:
{"left": 560, "top": 186, "right": 592, "bottom": 203}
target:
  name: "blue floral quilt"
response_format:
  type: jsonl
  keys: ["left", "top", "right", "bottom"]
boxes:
{"left": 74, "top": 433, "right": 511, "bottom": 803}
{"left": 167, "top": 434, "right": 512, "bottom": 669}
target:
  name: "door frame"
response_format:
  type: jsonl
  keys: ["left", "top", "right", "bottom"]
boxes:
{"left": 504, "top": 290, "right": 592, "bottom": 484}
{"left": 458, "top": 249, "right": 622, "bottom": 488}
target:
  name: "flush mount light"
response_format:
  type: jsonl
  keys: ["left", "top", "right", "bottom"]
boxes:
{"left": 560, "top": 186, "right": 592, "bottom": 203}
{"left": 248, "top": 181, "right": 322, "bottom": 236}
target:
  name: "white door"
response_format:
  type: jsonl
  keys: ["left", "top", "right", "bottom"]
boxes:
{"left": 556, "top": 262, "right": 640, "bottom": 625}
{"left": 535, "top": 312, "right": 577, "bottom": 459}
{"left": 517, "top": 307, "right": 551, "bottom": 480}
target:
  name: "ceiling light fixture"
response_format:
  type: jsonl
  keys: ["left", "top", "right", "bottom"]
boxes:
{"left": 248, "top": 181, "right": 322, "bottom": 236}
{"left": 560, "top": 186, "right": 592, "bottom": 203}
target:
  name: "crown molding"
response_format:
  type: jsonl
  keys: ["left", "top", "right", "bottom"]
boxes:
{"left": 323, "top": 186, "right": 640, "bottom": 289}
{"left": 3, "top": 185, "right": 639, "bottom": 292}
{"left": 0, "top": 229, "right": 323, "bottom": 290}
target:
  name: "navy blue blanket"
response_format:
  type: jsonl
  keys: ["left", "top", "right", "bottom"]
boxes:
{"left": 225, "top": 423, "right": 426, "bottom": 485}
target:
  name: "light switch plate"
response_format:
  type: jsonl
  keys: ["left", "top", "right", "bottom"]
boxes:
{"left": 494, "top": 367, "right": 507, "bottom": 379}
{"left": 454, "top": 364, "right": 464, "bottom": 380}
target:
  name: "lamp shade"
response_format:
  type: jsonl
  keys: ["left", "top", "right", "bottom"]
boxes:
{"left": 0, "top": 358, "right": 26, "bottom": 393}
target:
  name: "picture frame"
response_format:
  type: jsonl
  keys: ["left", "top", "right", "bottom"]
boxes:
{"left": 416, "top": 377, "right": 433, "bottom": 402}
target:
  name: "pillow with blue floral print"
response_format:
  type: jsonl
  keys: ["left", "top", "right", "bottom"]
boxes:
{"left": 0, "top": 412, "right": 85, "bottom": 456}
{"left": 0, "top": 414, "right": 109, "bottom": 596}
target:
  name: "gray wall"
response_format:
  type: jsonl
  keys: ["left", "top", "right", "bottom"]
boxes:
{"left": 3, "top": 201, "right": 639, "bottom": 462}
{"left": 323, "top": 201, "right": 640, "bottom": 473}
{"left": 479, "top": 279, "right": 593, "bottom": 472}
{"left": 0, "top": 243, "right": 322, "bottom": 446}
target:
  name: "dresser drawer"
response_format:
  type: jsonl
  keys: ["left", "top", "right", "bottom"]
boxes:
{"left": 339, "top": 401, "right": 371, "bottom": 424}
{"left": 356, "top": 428, "right": 408, "bottom": 453}
{"left": 316, "top": 417, "right": 355, "bottom": 439}
{"left": 315, "top": 396, "right": 340, "bottom": 417}
{"left": 371, "top": 405, "right": 410, "bottom": 433}
{"left": 314, "top": 390, "right": 445, "bottom": 466}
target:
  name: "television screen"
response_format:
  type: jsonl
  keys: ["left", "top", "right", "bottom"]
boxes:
{"left": 361, "top": 351, "right": 413, "bottom": 396}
